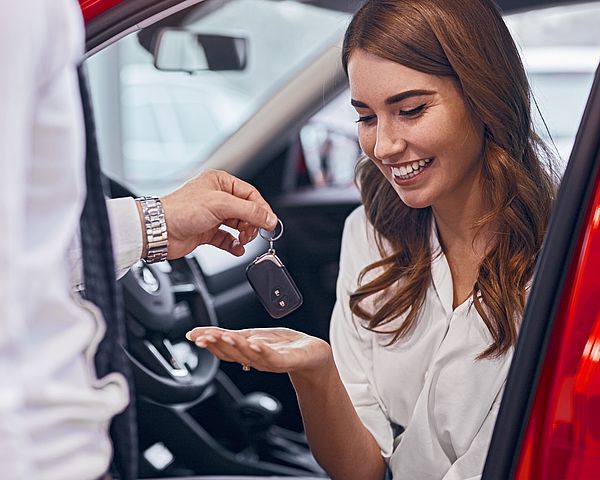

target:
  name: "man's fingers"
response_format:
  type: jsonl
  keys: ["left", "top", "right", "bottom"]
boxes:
{"left": 214, "top": 194, "right": 277, "bottom": 231}
{"left": 208, "top": 229, "right": 245, "bottom": 256}
{"left": 219, "top": 220, "right": 258, "bottom": 246}
{"left": 213, "top": 170, "right": 269, "bottom": 205}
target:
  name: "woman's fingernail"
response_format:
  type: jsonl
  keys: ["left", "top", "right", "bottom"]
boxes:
{"left": 267, "top": 213, "right": 277, "bottom": 226}
{"left": 205, "top": 334, "right": 217, "bottom": 343}
{"left": 249, "top": 343, "right": 262, "bottom": 352}
{"left": 222, "top": 335, "right": 236, "bottom": 346}
{"left": 195, "top": 340, "right": 207, "bottom": 348}
{"left": 232, "top": 239, "right": 241, "bottom": 249}
{"left": 185, "top": 331, "right": 193, "bottom": 341}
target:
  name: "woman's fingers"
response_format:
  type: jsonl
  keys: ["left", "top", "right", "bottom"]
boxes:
{"left": 186, "top": 327, "right": 259, "bottom": 364}
{"left": 186, "top": 326, "right": 228, "bottom": 342}
{"left": 209, "top": 332, "right": 271, "bottom": 368}
{"left": 227, "top": 335, "right": 291, "bottom": 373}
{"left": 204, "top": 333, "right": 255, "bottom": 365}
{"left": 185, "top": 326, "right": 304, "bottom": 372}
{"left": 190, "top": 330, "right": 287, "bottom": 372}
{"left": 187, "top": 330, "right": 237, "bottom": 363}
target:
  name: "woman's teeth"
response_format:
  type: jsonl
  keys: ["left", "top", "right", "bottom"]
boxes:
{"left": 391, "top": 158, "right": 432, "bottom": 179}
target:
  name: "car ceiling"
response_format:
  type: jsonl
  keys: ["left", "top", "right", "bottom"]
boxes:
{"left": 85, "top": 0, "right": 588, "bottom": 54}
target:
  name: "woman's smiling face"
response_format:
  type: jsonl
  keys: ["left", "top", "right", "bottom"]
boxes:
{"left": 348, "top": 49, "right": 485, "bottom": 210}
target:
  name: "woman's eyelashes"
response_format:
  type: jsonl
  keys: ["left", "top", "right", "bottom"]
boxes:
{"left": 355, "top": 104, "right": 427, "bottom": 124}
{"left": 400, "top": 103, "right": 427, "bottom": 117}
{"left": 356, "top": 114, "right": 376, "bottom": 124}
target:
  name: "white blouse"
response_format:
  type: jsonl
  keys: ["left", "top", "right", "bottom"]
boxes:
{"left": 330, "top": 206, "right": 513, "bottom": 480}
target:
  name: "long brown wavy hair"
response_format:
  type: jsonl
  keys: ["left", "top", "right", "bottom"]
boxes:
{"left": 343, "top": 0, "right": 558, "bottom": 358}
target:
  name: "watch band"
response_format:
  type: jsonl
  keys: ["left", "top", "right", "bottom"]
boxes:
{"left": 136, "top": 196, "right": 168, "bottom": 263}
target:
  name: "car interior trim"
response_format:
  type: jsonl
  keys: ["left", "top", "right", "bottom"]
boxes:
{"left": 85, "top": 0, "right": 206, "bottom": 56}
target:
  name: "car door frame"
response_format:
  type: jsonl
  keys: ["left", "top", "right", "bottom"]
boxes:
{"left": 482, "top": 49, "right": 600, "bottom": 480}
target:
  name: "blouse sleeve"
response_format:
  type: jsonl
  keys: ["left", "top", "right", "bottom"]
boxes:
{"left": 329, "top": 207, "right": 395, "bottom": 459}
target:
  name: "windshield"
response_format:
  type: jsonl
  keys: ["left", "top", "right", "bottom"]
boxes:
{"left": 87, "top": 0, "right": 349, "bottom": 195}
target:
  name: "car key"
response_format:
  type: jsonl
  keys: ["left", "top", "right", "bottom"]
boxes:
{"left": 246, "top": 220, "right": 303, "bottom": 319}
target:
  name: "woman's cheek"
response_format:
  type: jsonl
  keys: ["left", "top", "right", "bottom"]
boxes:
{"left": 358, "top": 129, "right": 375, "bottom": 159}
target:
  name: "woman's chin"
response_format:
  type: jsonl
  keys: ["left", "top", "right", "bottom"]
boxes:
{"left": 395, "top": 191, "right": 433, "bottom": 210}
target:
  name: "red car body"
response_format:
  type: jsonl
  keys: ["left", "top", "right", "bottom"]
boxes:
{"left": 512, "top": 92, "right": 600, "bottom": 479}
{"left": 80, "top": 0, "right": 123, "bottom": 21}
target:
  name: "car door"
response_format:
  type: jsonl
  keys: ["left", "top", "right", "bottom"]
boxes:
{"left": 483, "top": 23, "right": 600, "bottom": 480}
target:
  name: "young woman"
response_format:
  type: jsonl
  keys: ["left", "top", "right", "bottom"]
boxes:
{"left": 186, "top": 0, "right": 557, "bottom": 478}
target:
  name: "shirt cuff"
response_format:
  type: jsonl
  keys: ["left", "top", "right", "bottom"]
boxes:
{"left": 106, "top": 197, "right": 143, "bottom": 278}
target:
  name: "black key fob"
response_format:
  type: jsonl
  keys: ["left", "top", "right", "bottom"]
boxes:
{"left": 246, "top": 252, "right": 303, "bottom": 319}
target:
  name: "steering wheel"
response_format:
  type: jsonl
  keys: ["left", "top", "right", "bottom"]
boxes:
{"left": 119, "top": 256, "right": 219, "bottom": 405}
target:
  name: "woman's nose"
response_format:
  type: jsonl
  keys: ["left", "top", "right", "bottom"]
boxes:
{"left": 373, "top": 121, "right": 407, "bottom": 161}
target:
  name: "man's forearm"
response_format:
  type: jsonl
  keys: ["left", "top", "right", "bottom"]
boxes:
{"left": 289, "top": 356, "right": 386, "bottom": 480}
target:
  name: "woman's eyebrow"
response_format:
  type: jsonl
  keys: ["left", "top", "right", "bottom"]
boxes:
{"left": 351, "top": 89, "right": 436, "bottom": 108}
{"left": 385, "top": 89, "right": 436, "bottom": 105}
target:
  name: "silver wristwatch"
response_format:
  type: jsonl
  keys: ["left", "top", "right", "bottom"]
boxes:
{"left": 136, "top": 196, "right": 168, "bottom": 264}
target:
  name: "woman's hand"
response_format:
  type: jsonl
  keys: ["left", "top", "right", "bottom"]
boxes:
{"left": 185, "top": 326, "right": 332, "bottom": 375}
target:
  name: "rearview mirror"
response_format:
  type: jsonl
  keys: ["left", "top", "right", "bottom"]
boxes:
{"left": 153, "top": 28, "right": 248, "bottom": 73}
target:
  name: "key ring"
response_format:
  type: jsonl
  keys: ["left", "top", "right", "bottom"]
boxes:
{"left": 259, "top": 219, "right": 283, "bottom": 242}
{"left": 259, "top": 219, "right": 283, "bottom": 252}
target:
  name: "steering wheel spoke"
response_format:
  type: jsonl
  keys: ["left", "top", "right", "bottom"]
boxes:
{"left": 119, "top": 257, "right": 219, "bottom": 404}
{"left": 143, "top": 338, "right": 190, "bottom": 378}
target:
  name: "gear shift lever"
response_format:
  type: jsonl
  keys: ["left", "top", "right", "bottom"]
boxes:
{"left": 237, "top": 392, "right": 282, "bottom": 435}
{"left": 231, "top": 388, "right": 324, "bottom": 474}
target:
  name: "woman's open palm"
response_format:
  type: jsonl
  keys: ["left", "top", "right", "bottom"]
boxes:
{"left": 186, "top": 326, "right": 331, "bottom": 374}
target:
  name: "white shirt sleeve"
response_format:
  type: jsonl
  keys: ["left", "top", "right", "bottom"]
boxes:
{"left": 70, "top": 197, "right": 143, "bottom": 290}
{"left": 0, "top": 2, "right": 129, "bottom": 479}
{"left": 0, "top": 3, "right": 44, "bottom": 478}
{"left": 329, "top": 208, "right": 395, "bottom": 460}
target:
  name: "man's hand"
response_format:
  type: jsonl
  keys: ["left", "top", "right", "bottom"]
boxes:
{"left": 157, "top": 170, "right": 278, "bottom": 259}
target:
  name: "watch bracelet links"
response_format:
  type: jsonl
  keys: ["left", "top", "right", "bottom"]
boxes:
{"left": 135, "top": 196, "right": 168, "bottom": 264}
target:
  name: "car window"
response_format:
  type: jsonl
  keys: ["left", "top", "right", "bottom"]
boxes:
{"left": 506, "top": 5, "right": 600, "bottom": 173}
{"left": 87, "top": 0, "right": 349, "bottom": 195}
{"left": 300, "top": 2, "right": 600, "bottom": 189}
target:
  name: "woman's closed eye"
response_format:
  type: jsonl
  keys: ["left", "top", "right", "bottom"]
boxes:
{"left": 398, "top": 103, "right": 427, "bottom": 117}
{"left": 356, "top": 114, "right": 376, "bottom": 124}
{"left": 355, "top": 104, "right": 427, "bottom": 124}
